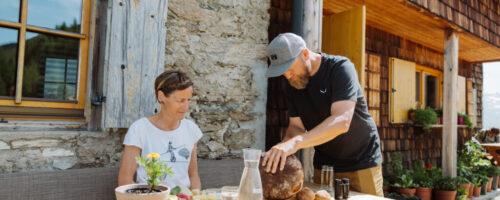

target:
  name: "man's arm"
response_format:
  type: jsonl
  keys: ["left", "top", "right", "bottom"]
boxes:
{"left": 282, "top": 117, "right": 306, "bottom": 142}
{"left": 262, "top": 100, "right": 355, "bottom": 173}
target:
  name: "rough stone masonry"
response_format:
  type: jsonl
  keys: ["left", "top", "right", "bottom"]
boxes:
{"left": 0, "top": 0, "right": 270, "bottom": 173}
{"left": 166, "top": 0, "right": 270, "bottom": 159}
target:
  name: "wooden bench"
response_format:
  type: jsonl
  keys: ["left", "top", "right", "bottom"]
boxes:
{"left": 0, "top": 159, "right": 243, "bottom": 200}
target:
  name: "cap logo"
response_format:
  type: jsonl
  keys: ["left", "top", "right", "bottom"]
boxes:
{"left": 270, "top": 54, "right": 278, "bottom": 60}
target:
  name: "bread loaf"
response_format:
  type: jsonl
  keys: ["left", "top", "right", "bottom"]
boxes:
{"left": 259, "top": 155, "right": 304, "bottom": 200}
{"left": 296, "top": 187, "right": 315, "bottom": 200}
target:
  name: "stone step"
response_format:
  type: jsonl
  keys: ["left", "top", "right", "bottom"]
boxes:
{"left": 471, "top": 188, "right": 500, "bottom": 200}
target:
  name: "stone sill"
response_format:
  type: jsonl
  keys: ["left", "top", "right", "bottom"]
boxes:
{"left": 0, "top": 119, "right": 88, "bottom": 132}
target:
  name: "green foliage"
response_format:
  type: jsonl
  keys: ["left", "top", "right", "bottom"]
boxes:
{"left": 458, "top": 113, "right": 475, "bottom": 130}
{"left": 433, "top": 177, "right": 459, "bottom": 191}
{"left": 412, "top": 161, "right": 433, "bottom": 188}
{"left": 413, "top": 108, "right": 437, "bottom": 132}
{"left": 393, "top": 173, "right": 417, "bottom": 189}
{"left": 170, "top": 186, "right": 181, "bottom": 195}
{"left": 136, "top": 153, "right": 174, "bottom": 193}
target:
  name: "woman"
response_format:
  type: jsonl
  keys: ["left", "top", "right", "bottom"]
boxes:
{"left": 118, "top": 70, "right": 202, "bottom": 189}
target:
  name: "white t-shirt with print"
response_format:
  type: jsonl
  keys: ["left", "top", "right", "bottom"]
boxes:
{"left": 123, "top": 117, "right": 203, "bottom": 189}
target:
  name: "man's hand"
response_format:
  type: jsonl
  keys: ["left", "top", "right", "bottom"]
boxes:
{"left": 261, "top": 137, "right": 301, "bottom": 173}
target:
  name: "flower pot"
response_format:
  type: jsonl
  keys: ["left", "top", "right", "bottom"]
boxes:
{"left": 481, "top": 182, "right": 487, "bottom": 195}
{"left": 460, "top": 183, "right": 471, "bottom": 197}
{"left": 433, "top": 189, "right": 456, "bottom": 200}
{"left": 416, "top": 187, "right": 432, "bottom": 200}
{"left": 458, "top": 117, "right": 465, "bottom": 124}
{"left": 468, "top": 183, "right": 474, "bottom": 198}
{"left": 487, "top": 177, "right": 493, "bottom": 192}
{"left": 493, "top": 176, "right": 499, "bottom": 191}
{"left": 383, "top": 185, "right": 391, "bottom": 193}
{"left": 115, "top": 184, "right": 170, "bottom": 200}
{"left": 473, "top": 186, "right": 481, "bottom": 197}
{"left": 394, "top": 187, "right": 416, "bottom": 197}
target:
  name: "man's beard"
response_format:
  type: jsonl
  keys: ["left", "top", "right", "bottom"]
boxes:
{"left": 289, "top": 73, "right": 309, "bottom": 89}
{"left": 289, "top": 60, "right": 311, "bottom": 89}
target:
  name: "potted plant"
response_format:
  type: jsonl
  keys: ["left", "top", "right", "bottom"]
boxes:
{"left": 383, "top": 178, "right": 392, "bottom": 193}
{"left": 471, "top": 175, "right": 484, "bottom": 197}
{"left": 457, "top": 162, "right": 473, "bottom": 198}
{"left": 458, "top": 113, "right": 465, "bottom": 125}
{"left": 408, "top": 108, "right": 416, "bottom": 122}
{"left": 486, "top": 165, "right": 500, "bottom": 191}
{"left": 413, "top": 161, "right": 433, "bottom": 200}
{"left": 413, "top": 108, "right": 437, "bottom": 132}
{"left": 115, "top": 153, "right": 174, "bottom": 200}
{"left": 435, "top": 109, "right": 443, "bottom": 124}
{"left": 392, "top": 173, "right": 417, "bottom": 198}
{"left": 432, "top": 176, "right": 458, "bottom": 200}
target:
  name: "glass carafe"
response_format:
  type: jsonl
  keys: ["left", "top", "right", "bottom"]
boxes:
{"left": 238, "top": 149, "right": 263, "bottom": 200}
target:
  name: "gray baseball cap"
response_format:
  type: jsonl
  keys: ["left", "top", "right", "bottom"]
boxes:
{"left": 266, "top": 33, "right": 307, "bottom": 78}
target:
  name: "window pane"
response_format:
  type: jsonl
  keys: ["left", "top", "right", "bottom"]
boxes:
{"left": 0, "top": 0, "right": 21, "bottom": 22}
{"left": 23, "top": 31, "right": 79, "bottom": 101}
{"left": 0, "top": 27, "right": 18, "bottom": 98}
{"left": 27, "top": 0, "right": 82, "bottom": 33}
{"left": 425, "top": 74, "right": 438, "bottom": 109}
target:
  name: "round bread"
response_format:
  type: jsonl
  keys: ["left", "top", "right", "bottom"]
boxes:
{"left": 314, "top": 190, "right": 331, "bottom": 200}
{"left": 259, "top": 155, "right": 304, "bottom": 200}
{"left": 296, "top": 187, "right": 315, "bottom": 200}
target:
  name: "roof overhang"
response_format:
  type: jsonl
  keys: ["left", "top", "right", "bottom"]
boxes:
{"left": 323, "top": 0, "right": 500, "bottom": 63}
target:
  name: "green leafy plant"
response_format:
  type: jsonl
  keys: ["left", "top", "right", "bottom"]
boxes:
{"left": 413, "top": 161, "right": 433, "bottom": 188}
{"left": 458, "top": 113, "right": 475, "bottom": 130}
{"left": 413, "top": 108, "right": 437, "bottom": 132}
{"left": 135, "top": 153, "right": 174, "bottom": 193}
{"left": 385, "top": 152, "right": 405, "bottom": 185}
{"left": 433, "top": 177, "right": 459, "bottom": 191}
{"left": 393, "top": 173, "right": 417, "bottom": 189}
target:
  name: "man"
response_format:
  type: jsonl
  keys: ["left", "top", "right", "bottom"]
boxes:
{"left": 262, "top": 33, "right": 383, "bottom": 196}
{"left": 475, "top": 127, "right": 500, "bottom": 143}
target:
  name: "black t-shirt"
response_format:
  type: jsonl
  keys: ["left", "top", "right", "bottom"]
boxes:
{"left": 285, "top": 53, "right": 382, "bottom": 172}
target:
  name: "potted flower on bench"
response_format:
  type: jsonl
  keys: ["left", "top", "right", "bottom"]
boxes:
{"left": 115, "top": 153, "right": 174, "bottom": 200}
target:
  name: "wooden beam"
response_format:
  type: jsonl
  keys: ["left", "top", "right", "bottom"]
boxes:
{"left": 14, "top": 0, "right": 28, "bottom": 104}
{"left": 302, "top": 0, "right": 323, "bottom": 182}
{"left": 442, "top": 28, "right": 458, "bottom": 177}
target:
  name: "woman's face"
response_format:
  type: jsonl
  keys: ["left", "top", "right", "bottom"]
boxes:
{"left": 158, "top": 86, "right": 193, "bottom": 120}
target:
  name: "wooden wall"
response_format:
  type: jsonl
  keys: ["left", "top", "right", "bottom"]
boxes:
{"left": 366, "top": 25, "right": 482, "bottom": 170}
{"left": 408, "top": 0, "right": 500, "bottom": 47}
{"left": 266, "top": 0, "right": 292, "bottom": 150}
{"left": 265, "top": 0, "right": 485, "bottom": 171}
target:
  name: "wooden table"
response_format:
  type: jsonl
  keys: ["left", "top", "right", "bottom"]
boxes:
{"left": 481, "top": 143, "right": 500, "bottom": 165}
{"left": 304, "top": 182, "right": 390, "bottom": 200}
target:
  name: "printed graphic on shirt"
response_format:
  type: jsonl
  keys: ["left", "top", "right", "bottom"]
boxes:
{"left": 158, "top": 141, "right": 191, "bottom": 163}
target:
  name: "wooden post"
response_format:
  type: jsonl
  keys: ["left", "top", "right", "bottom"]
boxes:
{"left": 302, "top": 0, "right": 322, "bottom": 182}
{"left": 442, "top": 28, "right": 458, "bottom": 177}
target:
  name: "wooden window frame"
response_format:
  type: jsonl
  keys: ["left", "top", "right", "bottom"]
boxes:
{"left": 0, "top": 0, "right": 92, "bottom": 117}
{"left": 415, "top": 64, "right": 443, "bottom": 109}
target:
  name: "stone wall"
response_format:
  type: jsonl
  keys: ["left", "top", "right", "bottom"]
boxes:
{"left": 165, "top": 0, "right": 270, "bottom": 158}
{"left": 0, "top": 130, "right": 123, "bottom": 173}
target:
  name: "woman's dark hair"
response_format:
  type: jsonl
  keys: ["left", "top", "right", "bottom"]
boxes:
{"left": 154, "top": 70, "right": 193, "bottom": 100}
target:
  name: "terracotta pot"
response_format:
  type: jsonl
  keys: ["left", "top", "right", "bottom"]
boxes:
{"left": 493, "top": 176, "right": 498, "bottom": 190}
{"left": 416, "top": 187, "right": 432, "bottom": 200}
{"left": 460, "top": 183, "right": 470, "bottom": 197}
{"left": 487, "top": 177, "right": 493, "bottom": 192}
{"left": 115, "top": 184, "right": 170, "bottom": 200}
{"left": 473, "top": 186, "right": 481, "bottom": 197}
{"left": 383, "top": 185, "right": 391, "bottom": 193}
{"left": 433, "top": 189, "right": 456, "bottom": 200}
{"left": 468, "top": 183, "right": 474, "bottom": 198}
{"left": 394, "top": 187, "right": 416, "bottom": 197}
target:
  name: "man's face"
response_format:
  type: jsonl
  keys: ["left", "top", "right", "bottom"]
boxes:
{"left": 283, "top": 55, "right": 311, "bottom": 89}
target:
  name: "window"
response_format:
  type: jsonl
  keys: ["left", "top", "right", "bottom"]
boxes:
{"left": 0, "top": 0, "right": 92, "bottom": 118}
{"left": 415, "top": 65, "right": 442, "bottom": 110}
